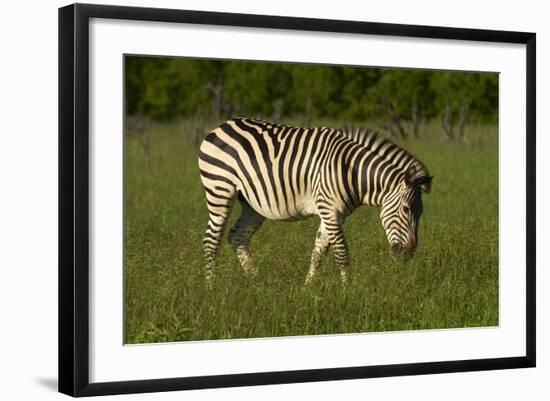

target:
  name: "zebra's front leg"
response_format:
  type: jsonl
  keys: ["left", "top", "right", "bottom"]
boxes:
{"left": 323, "top": 218, "right": 350, "bottom": 284}
{"left": 227, "top": 200, "right": 265, "bottom": 276}
{"left": 305, "top": 222, "right": 330, "bottom": 285}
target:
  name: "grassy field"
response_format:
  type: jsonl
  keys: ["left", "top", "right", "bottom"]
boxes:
{"left": 124, "top": 119, "right": 498, "bottom": 344}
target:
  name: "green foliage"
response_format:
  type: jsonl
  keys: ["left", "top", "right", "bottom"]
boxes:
{"left": 430, "top": 71, "right": 499, "bottom": 123}
{"left": 125, "top": 56, "right": 498, "bottom": 124}
{"left": 124, "top": 119, "right": 499, "bottom": 344}
{"left": 223, "top": 61, "right": 292, "bottom": 116}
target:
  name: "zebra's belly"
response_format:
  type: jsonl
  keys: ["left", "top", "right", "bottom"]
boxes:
{"left": 239, "top": 189, "right": 318, "bottom": 221}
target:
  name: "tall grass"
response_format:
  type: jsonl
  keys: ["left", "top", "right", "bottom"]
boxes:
{"left": 124, "top": 119, "right": 498, "bottom": 343}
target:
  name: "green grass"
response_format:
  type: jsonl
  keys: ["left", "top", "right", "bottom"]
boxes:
{"left": 124, "top": 119, "right": 498, "bottom": 344}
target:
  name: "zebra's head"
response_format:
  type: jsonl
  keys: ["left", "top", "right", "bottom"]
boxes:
{"left": 380, "top": 165, "right": 432, "bottom": 262}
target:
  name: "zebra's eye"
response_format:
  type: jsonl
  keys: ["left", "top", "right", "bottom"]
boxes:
{"left": 402, "top": 205, "right": 410, "bottom": 213}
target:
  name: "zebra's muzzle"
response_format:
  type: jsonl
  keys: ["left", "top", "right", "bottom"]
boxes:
{"left": 389, "top": 243, "right": 416, "bottom": 262}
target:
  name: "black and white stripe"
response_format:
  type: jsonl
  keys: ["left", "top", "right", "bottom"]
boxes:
{"left": 198, "top": 117, "right": 432, "bottom": 284}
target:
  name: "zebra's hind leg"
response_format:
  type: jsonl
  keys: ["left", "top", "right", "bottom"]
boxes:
{"left": 227, "top": 199, "right": 265, "bottom": 276}
{"left": 202, "top": 187, "right": 236, "bottom": 285}
{"left": 305, "top": 222, "right": 330, "bottom": 285}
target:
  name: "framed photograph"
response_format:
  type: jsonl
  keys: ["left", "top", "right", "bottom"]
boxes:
{"left": 58, "top": 3, "right": 536, "bottom": 397}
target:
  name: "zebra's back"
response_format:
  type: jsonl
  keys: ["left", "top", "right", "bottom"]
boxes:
{"left": 199, "top": 117, "right": 354, "bottom": 220}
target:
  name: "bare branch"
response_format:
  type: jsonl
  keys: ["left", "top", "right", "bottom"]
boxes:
{"left": 440, "top": 102, "right": 454, "bottom": 141}
{"left": 457, "top": 103, "right": 469, "bottom": 143}
{"left": 382, "top": 95, "right": 408, "bottom": 139}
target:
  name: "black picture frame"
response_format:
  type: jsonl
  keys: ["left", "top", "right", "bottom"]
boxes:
{"left": 58, "top": 3, "right": 536, "bottom": 397}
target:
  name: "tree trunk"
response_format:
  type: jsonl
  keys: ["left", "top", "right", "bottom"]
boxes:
{"left": 421, "top": 109, "right": 427, "bottom": 135}
{"left": 206, "top": 81, "right": 224, "bottom": 121}
{"left": 383, "top": 96, "right": 407, "bottom": 139}
{"left": 411, "top": 99, "right": 420, "bottom": 139}
{"left": 141, "top": 129, "right": 150, "bottom": 165}
{"left": 457, "top": 103, "right": 469, "bottom": 142}
{"left": 272, "top": 98, "right": 284, "bottom": 121}
{"left": 191, "top": 114, "right": 205, "bottom": 149}
{"left": 441, "top": 102, "right": 454, "bottom": 141}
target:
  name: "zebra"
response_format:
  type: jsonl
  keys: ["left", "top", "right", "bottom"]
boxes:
{"left": 198, "top": 117, "right": 432, "bottom": 285}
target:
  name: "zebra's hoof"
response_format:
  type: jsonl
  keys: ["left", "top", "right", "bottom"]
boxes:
{"left": 243, "top": 266, "right": 259, "bottom": 278}
{"left": 205, "top": 275, "right": 215, "bottom": 290}
{"left": 340, "top": 273, "right": 349, "bottom": 287}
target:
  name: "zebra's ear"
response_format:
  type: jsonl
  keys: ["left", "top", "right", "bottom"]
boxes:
{"left": 404, "top": 165, "right": 418, "bottom": 187}
{"left": 417, "top": 175, "right": 433, "bottom": 193}
{"left": 405, "top": 166, "right": 433, "bottom": 193}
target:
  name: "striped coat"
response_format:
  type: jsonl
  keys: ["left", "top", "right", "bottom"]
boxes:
{"left": 198, "top": 117, "right": 432, "bottom": 284}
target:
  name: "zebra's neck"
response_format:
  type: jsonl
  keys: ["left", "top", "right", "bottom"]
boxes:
{"left": 340, "top": 129, "right": 428, "bottom": 206}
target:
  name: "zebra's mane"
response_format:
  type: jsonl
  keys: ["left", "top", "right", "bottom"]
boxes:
{"left": 339, "top": 126, "right": 378, "bottom": 146}
{"left": 340, "top": 125, "right": 431, "bottom": 191}
{"left": 241, "top": 118, "right": 430, "bottom": 190}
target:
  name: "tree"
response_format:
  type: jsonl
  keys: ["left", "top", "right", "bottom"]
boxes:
{"left": 366, "top": 69, "right": 433, "bottom": 139}
{"left": 124, "top": 56, "right": 498, "bottom": 132}
{"left": 288, "top": 64, "right": 343, "bottom": 125}
{"left": 430, "top": 71, "right": 497, "bottom": 141}
{"left": 223, "top": 62, "right": 292, "bottom": 119}
{"left": 339, "top": 67, "right": 381, "bottom": 121}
